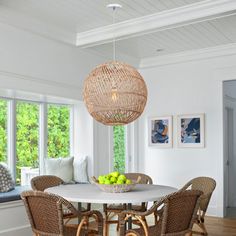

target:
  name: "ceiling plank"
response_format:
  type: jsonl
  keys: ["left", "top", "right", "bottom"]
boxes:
{"left": 76, "top": 0, "right": 236, "bottom": 48}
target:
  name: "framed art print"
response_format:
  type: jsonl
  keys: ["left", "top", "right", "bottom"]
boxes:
{"left": 177, "top": 114, "right": 205, "bottom": 148}
{"left": 148, "top": 116, "right": 172, "bottom": 147}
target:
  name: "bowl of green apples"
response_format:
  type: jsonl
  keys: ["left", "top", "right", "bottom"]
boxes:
{"left": 91, "top": 172, "right": 140, "bottom": 193}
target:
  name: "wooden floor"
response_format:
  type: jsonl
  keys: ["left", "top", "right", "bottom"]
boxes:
{"left": 107, "top": 216, "right": 236, "bottom": 236}
{"left": 200, "top": 216, "right": 236, "bottom": 236}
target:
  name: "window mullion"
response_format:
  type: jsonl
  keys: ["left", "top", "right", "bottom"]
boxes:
{"left": 109, "top": 126, "right": 114, "bottom": 172}
{"left": 7, "top": 100, "right": 16, "bottom": 180}
{"left": 39, "top": 103, "right": 47, "bottom": 174}
{"left": 69, "top": 105, "right": 74, "bottom": 157}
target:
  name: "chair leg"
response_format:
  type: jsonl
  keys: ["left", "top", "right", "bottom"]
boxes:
{"left": 104, "top": 212, "right": 109, "bottom": 236}
{"left": 192, "top": 222, "right": 208, "bottom": 235}
{"left": 116, "top": 220, "right": 120, "bottom": 231}
{"left": 199, "top": 222, "right": 208, "bottom": 235}
{"left": 126, "top": 232, "right": 138, "bottom": 236}
{"left": 186, "top": 231, "right": 193, "bottom": 236}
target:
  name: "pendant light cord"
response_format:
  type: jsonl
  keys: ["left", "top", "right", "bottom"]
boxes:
{"left": 112, "top": 6, "right": 116, "bottom": 61}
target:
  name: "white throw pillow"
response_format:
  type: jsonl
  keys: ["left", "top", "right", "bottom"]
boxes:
{"left": 45, "top": 157, "right": 74, "bottom": 183}
{"left": 73, "top": 157, "right": 89, "bottom": 183}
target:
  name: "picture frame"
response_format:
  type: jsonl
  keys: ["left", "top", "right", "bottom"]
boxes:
{"left": 177, "top": 114, "right": 205, "bottom": 148}
{"left": 148, "top": 116, "right": 172, "bottom": 147}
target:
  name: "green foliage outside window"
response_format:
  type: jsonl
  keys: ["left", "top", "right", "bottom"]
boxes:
{"left": 113, "top": 126, "right": 125, "bottom": 173}
{"left": 16, "top": 102, "right": 39, "bottom": 183}
{"left": 0, "top": 100, "right": 70, "bottom": 184}
{"left": 47, "top": 105, "right": 70, "bottom": 158}
{"left": 0, "top": 100, "right": 7, "bottom": 163}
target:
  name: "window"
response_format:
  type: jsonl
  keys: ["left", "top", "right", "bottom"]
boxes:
{"left": 113, "top": 126, "right": 126, "bottom": 173}
{"left": 0, "top": 96, "right": 72, "bottom": 186}
{"left": 47, "top": 104, "right": 70, "bottom": 158}
{"left": 16, "top": 101, "right": 39, "bottom": 185}
{"left": 0, "top": 99, "right": 7, "bottom": 164}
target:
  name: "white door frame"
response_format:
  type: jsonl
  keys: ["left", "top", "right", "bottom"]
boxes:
{"left": 224, "top": 106, "right": 233, "bottom": 209}
{"left": 223, "top": 78, "right": 236, "bottom": 216}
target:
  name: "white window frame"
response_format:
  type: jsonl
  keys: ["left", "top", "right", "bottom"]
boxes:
{"left": 39, "top": 103, "right": 47, "bottom": 175}
{"left": 109, "top": 122, "right": 138, "bottom": 173}
{"left": 1, "top": 96, "right": 74, "bottom": 183}
{"left": 7, "top": 99, "right": 16, "bottom": 179}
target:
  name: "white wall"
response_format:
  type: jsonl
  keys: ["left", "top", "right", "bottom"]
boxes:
{"left": 93, "top": 122, "right": 111, "bottom": 176}
{"left": 138, "top": 53, "right": 236, "bottom": 217}
{"left": 0, "top": 23, "right": 106, "bottom": 236}
{"left": 73, "top": 102, "right": 95, "bottom": 177}
{"left": 0, "top": 201, "right": 31, "bottom": 236}
{"left": 0, "top": 22, "right": 106, "bottom": 99}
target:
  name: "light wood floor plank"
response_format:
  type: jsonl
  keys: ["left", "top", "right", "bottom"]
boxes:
{"left": 107, "top": 216, "right": 236, "bottom": 236}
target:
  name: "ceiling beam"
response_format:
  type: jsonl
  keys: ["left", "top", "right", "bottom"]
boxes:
{"left": 76, "top": 0, "right": 236, "bottom": 48}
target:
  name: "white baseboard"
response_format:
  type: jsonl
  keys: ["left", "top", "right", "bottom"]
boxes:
{"left": 206, "top": 206, "right": 218, "bottom": 217}
{"left": 0, "top": 225, "right": 31, "bottom": 236}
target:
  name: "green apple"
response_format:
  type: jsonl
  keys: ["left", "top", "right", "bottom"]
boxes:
{"left": 110, "top": 171, "right": 120, "bottom": 178}
{"left": 110, "top": 176, "right": 117, "bottom": 183}
{"left": 98, "top": 175, "right": 103, "bottom": 182}
{"left": 126, "top": 179, "right": 132, "bottom": 184}
{"left": 98, "top": 175, "right": 105, "bottom": 184}
{"left": 118, "top": 174, "right": 126, "bottom": 182}
{"left": 104, "top": 179, "right": 111, "bottom": 185}
{"left": 117, "top": 179, "right": 124, "bottom": 184}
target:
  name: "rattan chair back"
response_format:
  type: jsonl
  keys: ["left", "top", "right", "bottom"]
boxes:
{"left": 31, "top": 175, "right": 64, "bottom": 191}
{"left": 124, "top": 173, "right": 153, "bottom": 184}
{"left": 181, "top": 177, "right": 216, "bottom": 213}
{"left": 21, "top": 190, "right": 78, "bottom": 236}
{"left": 119, "top": 190, "right": 202, "bottom": 236}
{"left": 161, "top": 190, "right": 202, "bottom": 235}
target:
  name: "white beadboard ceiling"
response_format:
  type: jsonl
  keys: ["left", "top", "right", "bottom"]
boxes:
{"left": 90, "top": 14, "right": 236, "bottom": 59}
{"left": 0, "top": 0, "right": 203, "bottom": 32}
{"left": 0, "top": 0, "right": 236, "bottom": 60}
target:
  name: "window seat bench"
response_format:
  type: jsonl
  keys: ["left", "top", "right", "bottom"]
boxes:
{"left": 0, "top": 186, "right": 32, "bottom": 236}
{"left": 0, "top": 186, "right": 31, "bottom": 203}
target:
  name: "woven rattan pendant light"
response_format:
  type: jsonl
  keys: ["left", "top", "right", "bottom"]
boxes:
{"left": 83, "top": 4, "right": 147, "bottom": 126}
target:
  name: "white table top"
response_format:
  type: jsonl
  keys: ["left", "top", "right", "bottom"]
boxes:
{"left": 45, "top": 184, "right": 177, "bottom": 204}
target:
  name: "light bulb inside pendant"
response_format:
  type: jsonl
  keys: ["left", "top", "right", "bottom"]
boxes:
{"left": 111, "top": 87, "right": 118, "bottom": 101}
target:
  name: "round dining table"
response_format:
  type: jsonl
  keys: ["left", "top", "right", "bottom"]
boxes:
{"left": 46, "top": 183, "right": 177, "bottom": 204}
{"left": 46, "top": 183, "right": 177, "bottom": 232}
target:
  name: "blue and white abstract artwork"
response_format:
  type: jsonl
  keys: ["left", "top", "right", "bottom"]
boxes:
{"left": 151, "top": 119, "right": 169, "bottom": 144}
{"left": 181, "top": 118, "right": 200, "bottom": 143}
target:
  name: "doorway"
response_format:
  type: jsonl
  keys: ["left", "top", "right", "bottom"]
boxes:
{"left": 223, "top": 81, "right": 236, "bottom": 218}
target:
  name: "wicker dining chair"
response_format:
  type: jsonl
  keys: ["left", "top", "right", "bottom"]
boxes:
{"left": 180, "top": 177, "right": 216, "bottom": 235}
{"left": 21, "top": 190, "right": 103, "bottom": 236}
{"left": 103, "top": 173, "right": 153, "bottom": 236}
{"left": 119, "top": 190, "right": 203, "bottom": 236}
{"left": 31, "top": 175, "right": 91, "bottom": 221}
{"left": 31, "top": 175, "right": 64, "bottom": 191}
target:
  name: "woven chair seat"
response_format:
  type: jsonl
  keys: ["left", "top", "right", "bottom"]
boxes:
{"left": 127, "top": 223, "right": 161, "bottom": 236}
{"left": 63, "top": 224, "right": 99, "bottom": 236}
{"left": 107, "top": 204, "right": 144, "bottom": 211}
{"left": 63, "top": 206, "right": 87, "bottom": 215}
{"left": 63, "top": 225, "right": 86, "bottom": 236}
